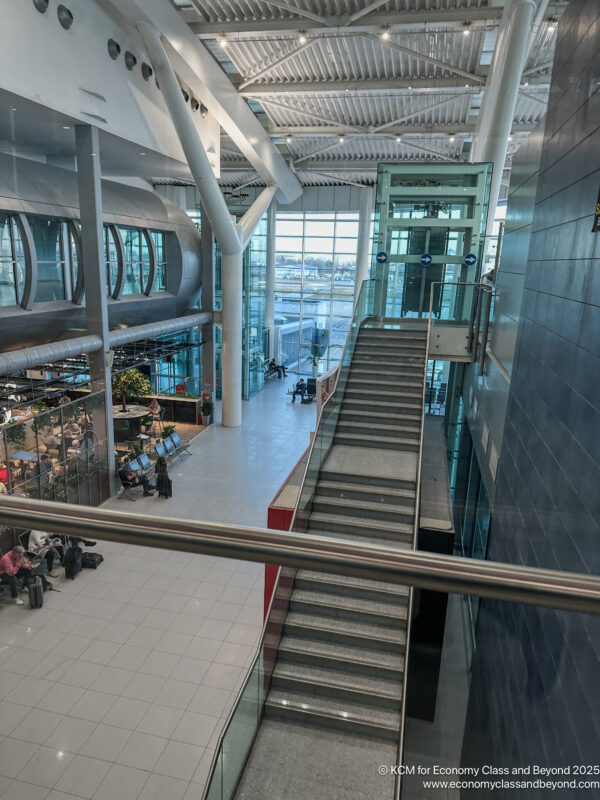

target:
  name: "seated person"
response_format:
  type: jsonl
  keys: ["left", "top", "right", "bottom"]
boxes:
{"left": 31, "top": 454, "right": 53, "bottom": 487}
{"left": 0, "top": 545, "right": 33, "bottom": 606}
{"left": 118, "top": 456, "right": 154, "bottom": 496}
{"left": 291, "top": 378, "right": 306, "bottom": 403}
{"left": 28, "top": 529, "right": 63, "bottom": 577}
{"left": 268, "top": 358, "right": 287, "bottom": 378}
{"left": 148, "top": 399, "right": 161, "bottom": 416}
{"left": 0, "top": 463, "right": 13, "bottom": 486}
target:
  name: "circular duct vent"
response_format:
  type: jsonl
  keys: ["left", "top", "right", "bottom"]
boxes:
{"left": 33, "top": 0, "right": 49, "bottom": 13}
{"left": 141, "top": 63, "right": 153, "bottom": 81}
{"left": 57, "top": 5, "right": 74, "bottom": 29}
{"left": 107, "top": 39, "right": 121, "bottom": 60}
{"left": 125, "top": 51, "right": 137, "bottom": 70}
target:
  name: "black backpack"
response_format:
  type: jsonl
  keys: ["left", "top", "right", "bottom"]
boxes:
{"left": 82, "top": 552, "right": 104, "bottom": 569}
{"left": 63, "top": 546, "right": 83, "bottom": 579}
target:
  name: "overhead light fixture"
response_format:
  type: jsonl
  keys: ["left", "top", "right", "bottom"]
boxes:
{"left": 62, "top": 125, "right": 71, "bottom": 130}
{"left": 338, "top": 135, "right": 345, "bottom": 144}
{"left": 380, "top": 26, "right": 390, "bottom": 40}
{"left": 139, "top": 152, "right": 146, "bottom": 156}
{"left": 508, "top": 135, "right": 513, "bottom": 141}
{"left": 523, "top": 81, "right": 529, "bottom": 87}
{"left": 286, "top": 136, "right": 292, "bottom": 144}
{"left": 547, "top": 16, "right": 558, "bottom": 32}
{"left": 396, "top": 136, "right": 402, "bottom": 143}
{"left": 463, "top": 21, "right": 471, "bottom": 36}
{"left": 298, "top": 30, "right": 307, "bottom": 45}
{"left": 449, "top": 135, "right": 455, "bottom": 142}
{"left": 218, "top": 35, "right": 228, "bottom": 48}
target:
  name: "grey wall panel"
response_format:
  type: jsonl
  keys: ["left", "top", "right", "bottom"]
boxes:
{"left": 462, "top": 0, "right": 600, "bottom": 787}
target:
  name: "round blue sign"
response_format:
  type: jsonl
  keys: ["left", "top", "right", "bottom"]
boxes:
{"left": 464, "top": 252, "right": 477, "bottom": 266}
{"left": 376, "top": 251, "right": 388, "bottom": 264}
{"left": 420, "top": 253, "right": 433, "bottom": 266}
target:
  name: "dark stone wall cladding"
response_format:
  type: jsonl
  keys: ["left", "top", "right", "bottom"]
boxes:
{"left": 461, "top": 1, "right": 600, "bottom": 794}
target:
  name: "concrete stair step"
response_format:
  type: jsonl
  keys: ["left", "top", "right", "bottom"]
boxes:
{"left": 295, "top": 569, "right": 410, "bottom": 604}
{"left": 313, "top": 494, "right": 415, "bottom": 523}
{"left": 316, "top": 479, "right": 416, "bottom": 505}
{"left": 348, "top": 376, "right": 424, "bottom": 390}
{"left": 290, "top": 588, "right": 408, "bottom": 628}
{"left": 346, "top": 387, "right": 422, "bottom": 401}
{"left": 309, "top": 511, "right": 414, "bottom": 535}
{"left": 352, "top": 359, "right": 424, "bottom": 372}
{"left": 319, "top": 469, "right": 416, "bottom": 491}
{"left": 285, "top": 610, "right": 406, "bottom": 653}
{"left": 265, "top": 689, "right": 401, "bottom": 739}
{"left": 278, "top": 634, "right": 405, "bottom": 680}
{"left": 306, "top": 527, "right": 413, "bottom": 547}
{"left": 338, "top": 409, "right": 421, "bottom": 428}
{"left": 272, "top": 661, "right": 402, "bottom": 708}
{"left": 333, "top": 433, "right": 420, "bottom": 452}
{"left": 336, "top": 422, "right": 420, "bottom": 440}
{"left": 342, "top": 398, "right": 422, "bottom": 415}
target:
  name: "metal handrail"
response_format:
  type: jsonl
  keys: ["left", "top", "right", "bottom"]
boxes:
{"left": 1, "top": 496, "right": 599, "bottom": 614}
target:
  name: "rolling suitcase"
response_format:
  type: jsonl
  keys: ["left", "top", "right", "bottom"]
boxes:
{"left": 63, "top": 546, "right": 83, "bottom": 579}
{"left": 28, "top": 575, "right": 44, "bottom": 609}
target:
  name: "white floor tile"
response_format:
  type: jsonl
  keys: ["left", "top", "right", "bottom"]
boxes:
{"left": 120, "top": 674, "right": 165, "bottom": 704}
{"left": 116, "top": 731, "right": 167, "bottom": 772}
{"left": 54, "top": 754, "right": 111, "bottom": 799}
{"left": 17, "top": 744, "right": 74, "bottom": 788}
{"left": 154, "top": 741, "right": 205, "bottom": 782}
{"left": 187, "top": 686, "right": 232, "bottom": 718}
{"left": 79, "top": 724, "right": 132, "bottom": 763}
{"left": 0, "top": 778, "right": 49, "bottom": 800}
{"left": 152, "top": 679, "right": 196, "bottom": 711}
{"left": 0, "top": 737, "right": 40, "bottom": 779}
{"left": 10, "top": 708, "right": 63, "bottom": 745}
{"left": 36, "top": 683, "right": 84, "bottom": 715}
{"left": 171, "top": 711, "right": 218, "bottom": 748}
{"left": 93, "top": 763, "right": 149, "bottom": 800}
{"left": 89, "top": 665, "right": 135, "bottom": 696}
{"left": 135, "top": 705, "right": 183, "bottom": 739}
{"left": 68, "top": 689, "right": 113, "bottom": 723}
{"left": 49, "top": 717, "right": 97, "bottom": 754}
{"left": 0, "top": 701, "right": 30, "bottom": 736}
{"left": 137, "top": 773, "right": 188, "bottom": 800}
{"left": 102, "top": 697, "right": 150, "bottom": 731}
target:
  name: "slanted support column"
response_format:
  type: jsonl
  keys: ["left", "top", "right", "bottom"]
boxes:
{"left": 354, "top": 188, "right": 374, "bottom": 306}
{"left": 470, "top": 0, "right": 536, "bottom": 234}
{"left": 265, "top": 199, "right": 277, "bottom": 358}
{"left": 74, "top": 124, "right": 115, "bottom": 486}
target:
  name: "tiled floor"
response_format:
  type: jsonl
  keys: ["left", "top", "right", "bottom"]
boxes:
{"left": 0, "top": 380, "right": 316, "bottom": 800}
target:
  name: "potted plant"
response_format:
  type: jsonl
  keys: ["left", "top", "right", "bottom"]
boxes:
{"left": 112, "top": 369, "right": 152, "bottom": 412}
{"left": 161, "top": 424, "right": 176, "bottom": 439}
{"left": 200, "top": 398, "right": 213, "bottom": 427}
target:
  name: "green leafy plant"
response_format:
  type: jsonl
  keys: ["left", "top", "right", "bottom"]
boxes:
{"left": 6, "top": 423, "right": 26, "bottom": 451}
{"left": 31, "top": 400, "right": 48, "bottom": 413}
{"left": 112, "top": 369, "right": 152, "bottom": 412}
{"left": 201, "top": 398, "right": 214, "bottom": 417}
{"left": 161, "top": 424, "right": 176, "bottom": 439}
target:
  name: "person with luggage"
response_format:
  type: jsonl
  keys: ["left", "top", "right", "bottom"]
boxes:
{"left": 28, "top": 529, "right": 63, "bottom": 577}
{"left": 0, "top": 545, "right": 34, "bottom": 605}
{"left": 155, "top": 455, "right": 172, "bottom": 499}
{"left": 118, "top": 456, "right": 154, "bottom": 496}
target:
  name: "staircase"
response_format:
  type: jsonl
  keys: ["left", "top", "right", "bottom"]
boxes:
{"left": 263, "top": 323, "right": 427, "bottom": 742}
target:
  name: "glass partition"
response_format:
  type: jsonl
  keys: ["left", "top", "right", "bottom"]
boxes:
{"left": 30, "top": 215, "right": 66, "bottom": 302}
{"left": 0, "top": 213, "right": 26, "bottom": 306}
{"left": 0, "top": 392, "right": 111, "bottom": 506}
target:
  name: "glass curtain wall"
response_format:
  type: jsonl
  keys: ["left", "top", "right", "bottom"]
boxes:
{"left": 151, "top": 329, "right": 201, "bottom": 397}
{"left": 30, "top": 216, "right": 66, "bottom": 302}
{"left": 275, "top": 211, "right": 358, "bottom": 376}
{"left": 0, "top": 214, "right": 26, "bottom": 306}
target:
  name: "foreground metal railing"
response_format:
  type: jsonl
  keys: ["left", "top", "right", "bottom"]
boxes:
{"left": 1, "top": 496, "right": 599, "bottom": 614}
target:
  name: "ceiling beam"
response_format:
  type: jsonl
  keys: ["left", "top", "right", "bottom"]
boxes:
{"left": 239, "top": 78, "right": 481, "bottom": 94}
{"left": 254, "top": 96, "right": 362, "bottom": 131}
{"left": 261, "top": 0, "right": 331, "bottom": 26}
{"left": 362, "top": 33, "right": 485, "bottom": 85}
{"left": 186, "top": 8, "right": 504, "bottom": 36}
{"left": 263, "top": 122, "right": 536, "bottom": 136}
{"left": 371, "top": 94, "right": 465, "bottom": 133}
{"left": 238, "top": 40, "right": 315, "bottom": 90}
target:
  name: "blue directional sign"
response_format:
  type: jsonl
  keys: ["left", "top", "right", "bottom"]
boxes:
{"left": 420, "top": 253, "right": 433, "bottom": 266}
{"left": 376, "top": 251, "right": 388, "bottom": 264}
{"left": 464, "top": 252, "right": 477, "bottom": 267}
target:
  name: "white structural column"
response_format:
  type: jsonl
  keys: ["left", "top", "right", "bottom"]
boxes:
{"left": 221, "top": 222, "right": 244, "bottom": 427}
{"left": 470, "top": 0, "right": 537, "bottom": 235}
{"left": 265, "top": 200, "right": 277, "bottom": 358}
{"left": 354, "top": 188, "right": 374, "bottom": 305}
{"left": 74, "top": 125, "right": 115, "bottom": 481}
